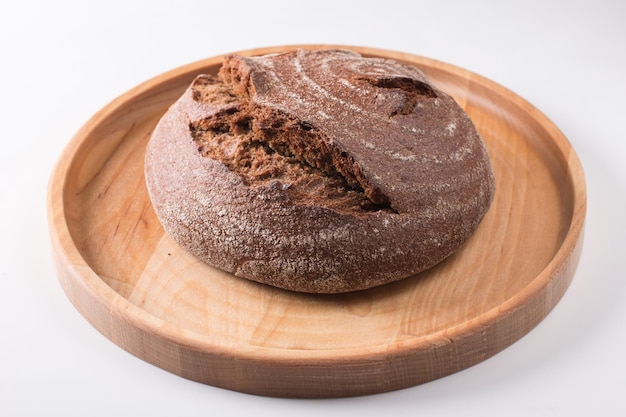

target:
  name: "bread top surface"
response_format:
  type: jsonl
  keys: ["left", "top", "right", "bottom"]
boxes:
{"left": 191, "top": 49, "right": 492, "bottom": 216}
{"left": 145, "top": 49, "right": 495, "bottom": 293}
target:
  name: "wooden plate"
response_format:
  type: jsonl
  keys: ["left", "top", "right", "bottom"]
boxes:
{"left": 47, "top": 45, "right": 586, "bottom": 398}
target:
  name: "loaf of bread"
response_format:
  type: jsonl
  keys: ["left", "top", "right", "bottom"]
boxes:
{"left": 145, "top": 49, "right": 495, "bottom": 293}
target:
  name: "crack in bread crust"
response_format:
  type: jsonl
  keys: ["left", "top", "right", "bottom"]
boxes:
{"left": 189, "top": 74, "right": 395, "bottom": 214}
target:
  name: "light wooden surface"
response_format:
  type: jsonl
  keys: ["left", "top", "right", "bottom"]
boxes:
{"left": 47, "top": 45, "right": 586, "bottom": 398}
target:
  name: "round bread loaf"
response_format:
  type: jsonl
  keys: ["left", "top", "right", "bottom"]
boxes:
{"left": 145, "top": 49, "right": 495, "bottom": 293}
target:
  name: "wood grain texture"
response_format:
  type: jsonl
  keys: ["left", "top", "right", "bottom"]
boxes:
{"left": 47, "top": 45, "right": 586, "bottom": 398}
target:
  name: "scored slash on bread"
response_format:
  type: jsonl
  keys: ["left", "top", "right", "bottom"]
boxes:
{"left": 190, "top": 72, "right": 395, "bottom": 214}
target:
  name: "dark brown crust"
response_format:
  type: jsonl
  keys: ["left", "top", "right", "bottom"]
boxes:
{"left": 144, "top": 49, "right": 495, "bottom": 293}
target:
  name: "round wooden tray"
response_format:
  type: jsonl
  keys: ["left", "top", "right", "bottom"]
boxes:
{"left": 47, "top": 45, "right": 586, "bottom": 398}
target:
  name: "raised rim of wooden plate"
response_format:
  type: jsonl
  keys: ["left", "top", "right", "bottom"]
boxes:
{"left": 47, "top": 45, "right": 586, "bottom": 398}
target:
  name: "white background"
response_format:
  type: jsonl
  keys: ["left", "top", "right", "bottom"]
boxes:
{"left": 1, "top": 0, "right": 625, "bottom": 415}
